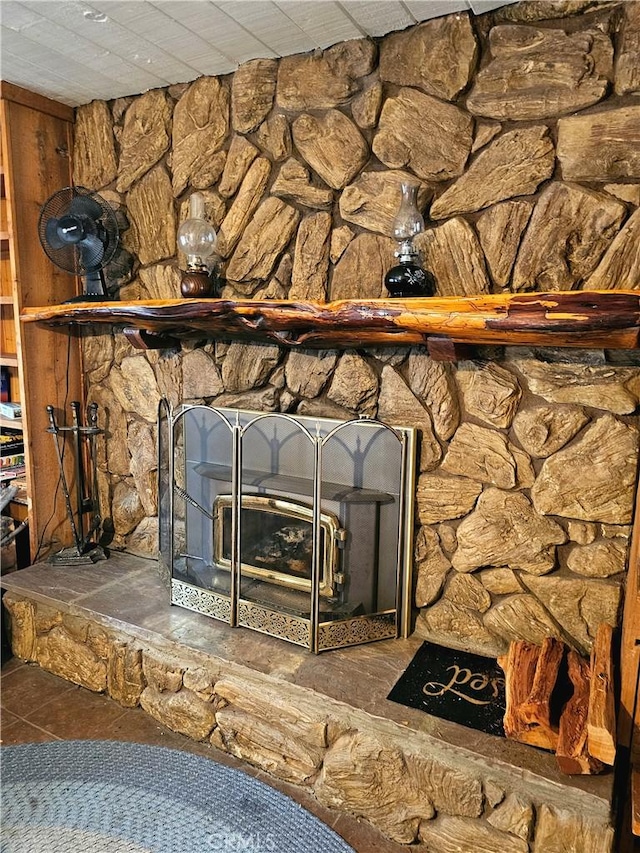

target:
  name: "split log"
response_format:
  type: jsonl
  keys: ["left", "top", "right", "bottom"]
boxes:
{"left": 499, "top": 641, "right": 539, "bottom": 746}
{"left": 519, "top": 636, "right": 564, "bottom": 751}
{"left": 557, "top": 650, "right": 604, "bottom": 775}
{"left": 499, "top": 639, "right": 561, "bottom": 751}
{"left": 587, "top": 623, "right": 616, "bottom": 766}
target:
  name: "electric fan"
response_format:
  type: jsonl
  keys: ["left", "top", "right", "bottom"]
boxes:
{"left": 38, "top": 186, "right": 119, "bottom": 300}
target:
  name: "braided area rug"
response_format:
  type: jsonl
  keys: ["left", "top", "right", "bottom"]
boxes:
{"left": 1, "top": 740, "right": 355, "bottom": 853}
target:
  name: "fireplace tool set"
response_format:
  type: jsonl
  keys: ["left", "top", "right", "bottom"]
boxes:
{"left": 46, "top": 401, "right": 106, "bottom": 565}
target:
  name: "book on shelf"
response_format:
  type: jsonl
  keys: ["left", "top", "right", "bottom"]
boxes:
{"left": 1, "top": 427, "right": 23, "bottom": 456}
{"left": 1, "top": 453, "right": 25, "bottom": 469}
{"left": 0, "top": 402, "right": 21, "bottom": 419}
{"left": 0, "top": 464, "right": 25, "bottom": 482}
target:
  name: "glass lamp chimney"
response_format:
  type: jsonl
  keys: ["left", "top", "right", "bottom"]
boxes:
{"left": 177, "top": 192, "right": 217, "bottom": 271}
{"left": 393, "top": 182, "right": 424, "bottom": 260}
{"left": 384, "top": 182, "right": 435, "bottom": 298}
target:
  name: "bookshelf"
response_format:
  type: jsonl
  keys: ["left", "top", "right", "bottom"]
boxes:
{"left": 0, "top": 82, "right": 83, "bottom": 560}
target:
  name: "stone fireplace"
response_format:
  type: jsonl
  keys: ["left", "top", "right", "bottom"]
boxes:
{"left": 86, "top": 340, "right": 639, "bottom": 664}
{"left": 67, "top": 0, "right": 639, "bottom": 665}
{"left": 4, "top": 0, "right": 640, "bottom": 849}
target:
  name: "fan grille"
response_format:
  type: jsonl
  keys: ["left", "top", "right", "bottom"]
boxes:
{"left": 38, "top": 186, "right": 119, "bottom": 275}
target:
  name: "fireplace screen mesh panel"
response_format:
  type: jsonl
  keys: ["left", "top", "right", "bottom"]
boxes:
{"left": 160, "top": 404, "right": 416, "bottom": 652}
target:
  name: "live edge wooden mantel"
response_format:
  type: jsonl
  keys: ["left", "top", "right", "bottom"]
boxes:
{"left": 20, "top": 290, "right": 640, "bottom": 360}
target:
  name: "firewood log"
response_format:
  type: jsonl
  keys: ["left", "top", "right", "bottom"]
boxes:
{"left": 557, "top": 650, "right": 604, "bottom": 775}
{"left": 519, "top": 636, "right": 564, "bottom": 751}
{"left": 587, "top": 623, "right": 616, "bottom": 766}
{"left": 500, "top": 640, "right": 560, "bottom": 750}
{"left": 499, "top": 639, "right": 562, "bottom": 750}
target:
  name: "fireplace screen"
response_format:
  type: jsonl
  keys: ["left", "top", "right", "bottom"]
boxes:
{"left": 158, "top": 404, "right": 416, "bottom": 652}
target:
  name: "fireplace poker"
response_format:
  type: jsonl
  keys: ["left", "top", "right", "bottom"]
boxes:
{"left": 82, "top": 402, "right": 103, "bottom": 550}
{"left": 174, "top": 483, "right": 214, "bottom": 521}
{"left": 46, "top": 404, "right": 82, "bottom": 554}
{"left": 70, "top": 401, "right": 85, "bottom": 543}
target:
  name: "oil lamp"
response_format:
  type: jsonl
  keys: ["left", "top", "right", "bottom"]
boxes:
{"left": 384, "top": 182, "right": 435, "bottom": 298}
{"left": 177, "top": 191, "right": 218, "bottom": 297}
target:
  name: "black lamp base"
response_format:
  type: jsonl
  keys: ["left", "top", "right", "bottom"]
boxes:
{"left": 384, "top": 262, "right": 435, "bottom": 298}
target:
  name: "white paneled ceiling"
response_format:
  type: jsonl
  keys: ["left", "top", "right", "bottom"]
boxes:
{"left": 0, "top": 0, "right": 515, "bottom": 108}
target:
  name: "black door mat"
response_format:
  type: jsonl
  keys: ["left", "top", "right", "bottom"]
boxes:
{"left": 388, "top": 640, "right": 506, "bottom": 737}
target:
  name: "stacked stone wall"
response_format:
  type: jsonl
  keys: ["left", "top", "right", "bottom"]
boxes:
{"left": 73, "top": 0, "right": 639, "bottom": 657}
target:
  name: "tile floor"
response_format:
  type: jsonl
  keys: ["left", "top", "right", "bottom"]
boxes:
{"left": 0, "top": 655, "right": 407, "bottom": 853}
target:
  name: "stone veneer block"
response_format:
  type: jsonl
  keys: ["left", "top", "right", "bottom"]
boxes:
{"left": 452, "top": 488, "right": 566, "bottom": 575}
{"left": 271, "top": 159, "right": 333, "bottom": 211}
{"left": 124, "top": 166, "right": 176, "bottom": 266}
{"left": 292, "top": 110, "right": 368, "bottom": 190}
{"left": 74, "top": 100, "right": 118, "bottom": 190}
{"left": 557, "top": 106, "right": 640, "bottom": 181}
{"left": 531, "top": 414, "right": 639, "bottom": 524}
{"left": 255, "top": 113, "right": 291, "bottom": 162}
{"left": 289, "top": 211, "right": 332, "bottom": 301}
{"left": 373, "top": 88, "right": 473, "bottom": 183}
{"left": 377, "top": 365, "right": 441, "bottom": 471}
{"left": 405, "top": 352, "right": 460, "bottom": 441}
{"left": 416, "top": 472, "right": 482, "bottom": 525}
{"left": 533, "top": 804, "right": 614, "bottom": 852}
{"left": 218, "top": 135, "right": 259, "bottom": 199}
{"left": 340, "top": 170, "right": 430, "bottom": 238}
{"left": 216, "top": 157, "right": 271, "bottom": 260}
{"left": 330, "top": 233, "right": 394, "bottom": 300}
{"left": 277, "top": 39, "right": 375, "bottom": 111}
{"left": 379, "top": 14, "right": 477, "bottom": 101}
{"left": 231, "top": 58, "right": 278, "bottom": 134}
{"left": 512, "top": 404, "right": 589, "bottom": 458}
{"left": 172, "top": 77, "right": 229, "bottom": 196}
{"left": 476, "top": 200, "right": 533, "bottom": 288}
{"left": 455, "top": 362, "right": 521, "bottom": 428}
{"left": 226, "top": 197, "right": 300, "bottom": 283}
{"left": 430, "top": 126, "right": 554, "bottom": 220}
{"left": 585, "top": 207, "right": 640, "bottom": 292}
{"left": 441, "top": 422, "right": 520, "bottom": 489}
{"left": 418, "top": 217, "right": 491, "bottom": 296}
{"left": 109, "top": 356, "right": 160, "bottom": 422}
{"left": 419, "top": 815, "right": 528, "bottom": 852}
{"left": 117, "top": 90, "right": 172, "bottom": 193}
{"left": 467, "top": 25, "right": 610, "bottom": 120}
{"left": 512, "top": 182, "right": 627, "bottom": 291}
{"left": 415, "top": 526, "right": 451, "bottom": 607}
{"left": 615, "top": 1, "right": 640, "bottom": 95}
{"left": 514, "top": 361, "right": 640, "bottom": 415}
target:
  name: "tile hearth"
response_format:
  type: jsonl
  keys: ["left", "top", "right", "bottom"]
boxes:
{"left": 1, "top": 553, "right": 616, "bottom": 850}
